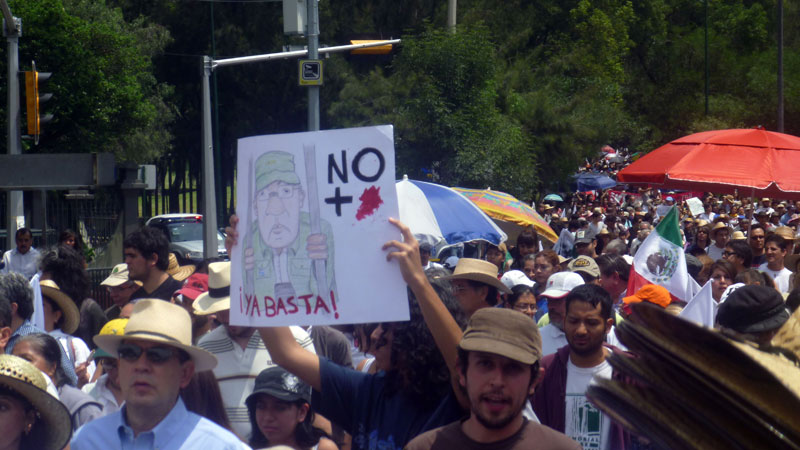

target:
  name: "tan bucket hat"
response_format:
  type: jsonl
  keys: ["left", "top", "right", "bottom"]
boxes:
{"left": 444, "top": 258, "right": 511, "bottom": 294}
{"left": 40, "top": 280, "right": 79, "bottom": 334}
{"left": 0, "top": 355, "right": 72, "bottom": 450}
{"left": 193, "top": 261, "right": 230, "bottom": 316}
{"left": 94, "top": 299, "right": 218, "bottom": 371}
{"left": 166, "top": 253, "right": 196, "bottom": 282}
{"left": 459, "top": 308, "right": 542, "bottom": 365}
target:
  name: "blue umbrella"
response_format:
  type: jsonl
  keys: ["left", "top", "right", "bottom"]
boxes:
{"left": 543, "top": 193, "right": 564, "bottom": 202}
{"left": 572, "top": 172, "right": 617, "bottom": 191}
{"left": 396, "top": 176, "right": 507, "bottom": 248}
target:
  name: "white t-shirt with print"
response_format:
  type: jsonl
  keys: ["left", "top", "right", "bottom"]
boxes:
{"left": 759, "top": 263, "right": 793, "bottom": 294}
{"left": 565, "top": 358, "right": 613, "bottom": 450}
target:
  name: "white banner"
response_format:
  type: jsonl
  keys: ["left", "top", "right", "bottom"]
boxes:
{"left": 230, "top": 125, "right": 409, "bottom": 326}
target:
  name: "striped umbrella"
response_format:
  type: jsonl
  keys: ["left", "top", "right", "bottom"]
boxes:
{"left": 396, "top": 176, "right": 507, "bottom": 248}
{"left": 452, "top": 187, "right": 559, "bottom": 244}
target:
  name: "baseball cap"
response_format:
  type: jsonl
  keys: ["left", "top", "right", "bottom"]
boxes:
{"left": 540, "top": 272, "right": 584, "bottom": 299}
{"left": 575, "top": 230, "right": 595, "bottom": 245}
{"left": 500, "top": 270, "right": 534, "bottom": 290}
{"left": 459, "top": 308, "right": 542, "bottom": 365}
{"left": 246, "top": 366, "right": 311, "bottom": 405}
{"left": 623, "top": 285, "right": 671, "bottom": 308}
{"left": 568, "top": 256, "right": 600, "bottom": 278}
{"left": 176, "top": 273, "right": 209, "bottom": 302}
{"left": 101, "top": 263, "right": 141, "bottom": 287}
{"left": 716, "top": 285, "right": 790, "bottom": 334}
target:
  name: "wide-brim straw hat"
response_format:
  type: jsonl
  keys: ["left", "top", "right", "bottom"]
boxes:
{"left": 609, "top": 303, "right": 800, "bottom": 443}
{"left": 0, "top": 355, "right": 72, "bottom": 450}
{"left": 166, "top": 253, "right": 196, "bottom": 282}
{"left": 39, "top": 280, "right": 79, "bottom": 335}
{"left": 193, "top": 261, "right": 230, "bottom": 315}
{"left": 443, "top": 258, "right": 511, "bottom": 294}
{"left": 95, "top": 299, "right": 217, "bottom": 371}
{"left": 709, "top": 222, "right": 728, "bottom": 239}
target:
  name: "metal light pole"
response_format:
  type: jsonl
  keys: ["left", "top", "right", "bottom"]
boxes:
{"left": 201, "top": 56, "right": 218, "bottom": 259}
{"left": 307, "top": 0, "right": 320, "bottom": 131}
{"left": 2, "top": 1, "right": 23, "bottom": 247}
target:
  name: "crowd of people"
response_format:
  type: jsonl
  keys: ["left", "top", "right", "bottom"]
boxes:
{"left": 0, "top": 180, "right": 797, "bottom": 449}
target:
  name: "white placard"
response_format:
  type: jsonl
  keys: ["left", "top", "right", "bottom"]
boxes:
{"left": 685, "top": 197, "right": 704, "bottom": 217}
{"left": 230, "top": 125, "right": 409, "bottom": 326}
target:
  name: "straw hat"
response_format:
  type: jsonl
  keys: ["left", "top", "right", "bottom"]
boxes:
{"left": 444, "top": 258, "right": 511, "bottom": 294}
{"left": 731, "top": 230, "right": 747, "bottom": 241}
{"left": 39, "top": 280, "right": 79, "bottom": 335}
{"left": 709, "top": 222, "right": 729, "bottom": 239}
{"left": 774, "top": 226, "right": 794, "bottom": 242}
{"left": 166, "top": 253, "right": 196, "bottom": 282}
{"left": 95, "top": 299, "right": 217, "bottom": 371}
{"left": 0, "top": 355, "right": 72, "bottom": 450}
{"left": 193, "top": 262, "right": 230, "bottom": 315}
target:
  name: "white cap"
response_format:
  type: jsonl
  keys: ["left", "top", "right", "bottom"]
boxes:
{"left": 540, "top": 272, "right": 584, "bottom": 299}
{"left": 500, "top": 270, "right": 534, "bottom": 290}
{"left": 444, "top": 256, "right": 460, "bottom": 268}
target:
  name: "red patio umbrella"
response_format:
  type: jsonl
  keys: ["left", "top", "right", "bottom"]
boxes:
{"left": 617, "top": 127, "right": 800, "bottom": 200}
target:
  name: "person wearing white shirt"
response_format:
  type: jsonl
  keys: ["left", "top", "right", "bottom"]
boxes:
{"left": 759, "top": 234, "right": 793, "bottom": 294}
{"left": 1, "top": 228, "right": 41, "bottom": 280}
{"left": 706, "top": 223, "right": 730, "bottom": 261}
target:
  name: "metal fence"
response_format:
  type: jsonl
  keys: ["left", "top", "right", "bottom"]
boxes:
{"left": 88, "top": 267, "right": 114, "bottom": 310}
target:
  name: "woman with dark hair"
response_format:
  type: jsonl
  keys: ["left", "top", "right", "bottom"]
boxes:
{"left": 39, "top": 245, "right": 107, "bottom": 354}
{"left": 504, "top": 284, "right": 537, "bottom": 319}
{"left": 686, "top": 223, "right": 711, "bottom": 255}
{"left": 11, "top": 333, "right": 102, "bottom": 431}
{"left": 247, "top": 367, "right": 336, "bottom": 450}
{"left": 58, "top": 229, "right": 87, "bottom": 264}
{"left": 181, "top": 370, "right": 234, "bottom": 433}
{"left": 509, "top": 227, "right": 540, "bottom": 270}
{"left": 709, "top": 260, "right": 736, "bottom": 302}
{"left": 255, "top": 272, "right": 466, "bottom": 449}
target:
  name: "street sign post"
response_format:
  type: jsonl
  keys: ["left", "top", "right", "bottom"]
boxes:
{"left": 298, "top": 59, "right": 322, "bottom": 86}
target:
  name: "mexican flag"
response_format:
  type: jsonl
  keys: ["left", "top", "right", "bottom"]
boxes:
{"left": 628, "top": 206, "right": 700, "bottom": 302}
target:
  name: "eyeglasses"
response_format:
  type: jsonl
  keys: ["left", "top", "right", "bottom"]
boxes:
{"left": 513, "top": 303, "right": 537, "bottom": 312}
{"left": 118, "top": 343, "right": 178, "bottom": 364}
{"left": 750, "top": 235, "right": 765, "bottom": 240}
{"left": 722, "top": 251, "right": 734, "bottom": 257}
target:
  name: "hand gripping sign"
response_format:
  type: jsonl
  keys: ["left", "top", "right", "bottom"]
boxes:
{"left": 231, "top": 125, "right": 409, "bottom": 326}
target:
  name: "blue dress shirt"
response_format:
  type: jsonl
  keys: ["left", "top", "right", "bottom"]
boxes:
{"left": 70, "top": 397, "right": 250, "bottom": 450}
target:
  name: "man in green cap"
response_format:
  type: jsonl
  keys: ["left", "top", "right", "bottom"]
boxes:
{"left": 245, "top": 150, "right": 336, "bottom": 303}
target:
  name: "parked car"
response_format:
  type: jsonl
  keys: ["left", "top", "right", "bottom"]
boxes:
{"left": 145, "top": 214, "right": 227, "bottom": 264}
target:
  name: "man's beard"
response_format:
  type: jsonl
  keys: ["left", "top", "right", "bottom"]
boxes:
{"left": 472, "top": 393, "right": 526, "bottom": 430}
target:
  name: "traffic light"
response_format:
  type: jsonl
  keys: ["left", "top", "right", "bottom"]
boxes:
{"left": 25, "top": 61, "right": 53, "bottom": 143}
{"left": 349, "top": 40, "right": 393, "bottom": 55}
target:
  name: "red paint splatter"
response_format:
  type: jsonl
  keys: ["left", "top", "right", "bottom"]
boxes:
{"left": 356, "top": 185, "right": 383, "bottom": 220}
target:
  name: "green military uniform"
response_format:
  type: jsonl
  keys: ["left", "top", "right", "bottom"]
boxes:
{"left": 244, "top": 150, "right": 337, "bottom": 303}
{"left": 249, "top": 213, "right": 336, "bottom": 300}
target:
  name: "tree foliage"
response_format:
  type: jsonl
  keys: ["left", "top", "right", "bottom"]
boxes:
{"left": 6, "top": 0, "right": 800, "bottom": 204}
{"left": 4, "top": 0, "right": 171, "bottom": 162}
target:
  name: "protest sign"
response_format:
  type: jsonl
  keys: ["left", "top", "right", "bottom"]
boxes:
{"left": 230, "top": 125, "right": 409, "bottom": 326}
{"left": 685, "top": 197, "right": 704, "bottom": 217}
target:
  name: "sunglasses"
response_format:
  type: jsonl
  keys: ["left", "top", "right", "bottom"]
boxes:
{"left": 118, "top": 343, "right": 178, "bottom": 364}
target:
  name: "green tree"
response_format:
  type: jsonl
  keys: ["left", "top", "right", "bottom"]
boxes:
{"left": 3, "top": 0, "right": 172, "bottom": 162}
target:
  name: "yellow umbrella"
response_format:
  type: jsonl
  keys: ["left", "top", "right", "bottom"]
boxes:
{"left": 452, "top": 187, "right": 559, "bottom": 244}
